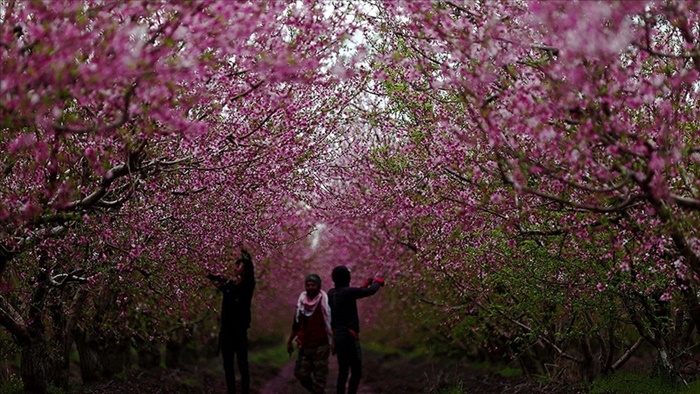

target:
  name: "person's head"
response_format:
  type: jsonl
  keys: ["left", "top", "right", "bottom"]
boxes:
{"left": 331, "top": 265, "right": 351, "bottom": 287}
{"left": 305, "top": 274, "right": 322, "bottom": 298}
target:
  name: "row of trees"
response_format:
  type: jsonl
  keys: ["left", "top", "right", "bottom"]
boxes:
{"left": 3, "top": 0, "right": 700, "bottom": 391}
{"left": 0, "top": 1, "right": 365, "bottom": 391}
{"left": 317, "top": 0, "right": 700, "bottom": 382}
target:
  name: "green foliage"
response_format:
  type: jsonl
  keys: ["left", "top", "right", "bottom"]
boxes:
{"left": 394, "top": 218, "right": 688, "bottom": 384}
{"left": 0, "top": 376, "right": 23, "bottom": 394}
{"left": 589, "top": 372, "right": 700, "bottom": 394}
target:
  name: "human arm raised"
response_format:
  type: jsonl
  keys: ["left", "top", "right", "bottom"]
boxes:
{"left": 206, "top": 273, "right": 235, "bottom": 290}
{"left": 239, "top": 248, "right": 255, "bottom": 288}
{"left": 351, "top": 276, "right": 385, "bottom": 299}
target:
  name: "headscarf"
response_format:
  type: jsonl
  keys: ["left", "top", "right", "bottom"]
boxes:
{"left": 295, "top": 285, "right": 333, "bottom": 345}
{"left": 305, "top": 273, "right": 321, "bottom": 288}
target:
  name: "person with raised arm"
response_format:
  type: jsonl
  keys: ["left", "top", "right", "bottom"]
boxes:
{"left": 328, "top": 265, "right": 384, "bottom": 394}
{"left": 207, "top": 248, "right": 256, "bottom": 394}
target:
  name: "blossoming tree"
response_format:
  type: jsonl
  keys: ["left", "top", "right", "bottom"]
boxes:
{"left": 309, "top": 0, "right": 700, "bottom": 379}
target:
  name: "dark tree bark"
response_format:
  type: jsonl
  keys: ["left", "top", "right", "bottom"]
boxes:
{"left": 136, "top": 340, "right": 161, "bottom": 369}
{"left": 100, "top": 339, "right": 131, "bottom": 378}
{"left": 74, "top": 329, "right": 101, "bottom": 383}
{"left": 19, "top": 341, "right": 49, "bottom": 394}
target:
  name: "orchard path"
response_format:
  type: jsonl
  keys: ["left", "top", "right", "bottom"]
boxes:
{"left": 259, "top": 357, "right": 375, "bottom": 394}
{"left": 254, "top": 349, "right": 576, "bottom": 394}
{"left": 80, "top": 349, "right": 575, "bottom": 393}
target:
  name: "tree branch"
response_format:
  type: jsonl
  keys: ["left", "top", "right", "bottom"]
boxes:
{"left": 611, "top": 337, "right": 645, "bottom": 371}
{"left": 53, "top": 82, "right": 138, "bottom": 135}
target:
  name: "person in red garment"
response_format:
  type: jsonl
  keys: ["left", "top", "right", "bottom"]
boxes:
{"left": 328, "top": 266, "right": 384, "bottom": 394}
{"left": 206, "top": 249, "right": 256, "bottom": 394}
{"left": 287, "top": 273, "right": 335, "bottom": 393}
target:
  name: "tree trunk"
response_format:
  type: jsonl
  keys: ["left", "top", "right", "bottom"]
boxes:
{"left": 74, "top": 330, "right": 101, "bottom": 383}
{"left": 75, "top": 329, "right": 132, "bottom": 382}
{"left": 517, "top": 347, "right": 546, "bottom": 377}
{"left": 179, "top": 331, "right": 203, "bottom": 365}
{"left": 20, "top": 266, "right": 51, "bottom": 393}
{"left": 136, "top": 341, "right": 161, "bottom": 369}
{"left": 165, "top": 339, "right": 182, "bottom": 369}
{"left": 679, "top": 284, "right": 700, "bottom": 341}
{"left": 656, "top": 346, "right": 676, "bottom": 379}
{"left": 48, "top": 353, "right": 70, "bottom": 390}
{"left": 580, "top": 336, "right": 596, "bottom": 382}
{"left": 100, "top": 340, "right": 131, "bottom": 378}
{"left": 0, "top": 358, "right": 10, "bottom": 386}
{"left": 20, "top": 342, "right": 49, "bottom": 394}
{"left": 18, "top": 337, "right": 68, "bottom": 392}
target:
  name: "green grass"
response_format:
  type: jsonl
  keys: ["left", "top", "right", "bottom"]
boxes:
{"left": 590, "top": 372, "right": 700, "bottom": 394}
{"left": 46, "top": 385, "right": 69, "bottom": 394}
{"left": 362, "top": 340, "right": 431, "bottom": 360}
{"left": 433, "top": 381, "right": 465, "bottom": 394}
{"left": 181, "top": 377, "right": 202, "bottom": 389}
{"left": 363, "top": 341, "right": 408, "bottom": 355}
{"left": 249, "top": 343, "right": 291, "bottom": 368}
{"left": 0, "top": 375, "right": 22, "bottom": 394}
{"left": 496, "top": 366, "right": 522, "bottom": 377}
{"left": 679, "top": 380, "right": 700, "bottom": 393}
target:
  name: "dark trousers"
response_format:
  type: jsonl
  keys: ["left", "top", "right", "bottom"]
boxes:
{"left": 220, "top": 328, "right": 249, "bottom": 394}
{"left": 335, "top": 332, "right": 362, "bottom": 394}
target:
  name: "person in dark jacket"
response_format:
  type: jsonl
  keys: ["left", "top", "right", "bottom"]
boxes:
{"left": 328, "top": 265, "right": 384, "bottom": 394}
{"left": 207, "top": 249, "right": 256, "bottom": 394}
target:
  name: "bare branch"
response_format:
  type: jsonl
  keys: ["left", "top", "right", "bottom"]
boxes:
{"left": 611, "top": 337, "right": 645, "bottom": 371}
{"left": 232, "top": 106, "right": 281, "bottom": 142}
{"left": 518, "top": 183, "right": 643, "bottom": 214}
{"left": 48, "top": 269, "right": 89, "bottom": 287}
{"left": 0, "top": 296, "right": 30, "bottom": 345}
{"left": 671, "top": 194, "right": 700, "bottom": 211}
{"left": 230, "top": 80, "right": 264, "bottom": 102}
{"left": 518, "top": 215, "right": 623, "bottom": 238}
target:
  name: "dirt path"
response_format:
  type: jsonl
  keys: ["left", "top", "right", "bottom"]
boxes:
{"left": 260, "top": 356, "right": 375, "bottom": 394}
{"left": 78, "top": 349, "right": 572, "bottom": 393}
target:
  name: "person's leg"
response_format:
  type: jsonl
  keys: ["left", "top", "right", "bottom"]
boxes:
{"left": 311, "top": 345, "right": 330, "bottom": 394}
{"left": 347, "top": 339, "right": 363, "bottom": 394}
{"left": 335, "top": 335, "right": 351, "bottom": 394}
{"left": 235, "top": 329, "right": 250, "bottom": 394}
{"left": 220, "top": 332, "right": 237, "bottom": 394}
{"left": 294, "top": 348, "right": 315, "bottom": 392}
